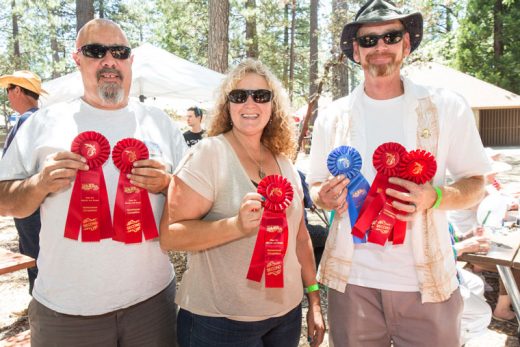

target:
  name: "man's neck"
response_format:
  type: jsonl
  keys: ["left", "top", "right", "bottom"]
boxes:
{"left": 15, "top": 101, "right": 38, "bottom": 115}
{"left": 363, "top": 73, "right": 404, "bottom": 100}
{"left": 191, "top": 124, "right": 202, "bottom": 133}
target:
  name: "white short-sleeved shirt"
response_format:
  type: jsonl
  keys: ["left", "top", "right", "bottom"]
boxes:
{"left": 0, "top": 98, "right": 187, "bottom": 315}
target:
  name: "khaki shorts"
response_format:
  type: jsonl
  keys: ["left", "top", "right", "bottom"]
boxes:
{"left": 328, "top": 284, "right": 463, "bottom": 347}
{"left": 29, "top": 280, "right": 177, "bottom": 347}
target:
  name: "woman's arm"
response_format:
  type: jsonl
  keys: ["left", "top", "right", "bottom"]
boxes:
{"left": 159, "top": 175, "right": 263, "bottom": 252}
{"left": 295, "top": 215, "right": 325, "bottom": 346}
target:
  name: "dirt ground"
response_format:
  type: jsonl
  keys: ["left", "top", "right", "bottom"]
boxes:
{"left": 1, "top": 148, "right": 520, "bottom": 346}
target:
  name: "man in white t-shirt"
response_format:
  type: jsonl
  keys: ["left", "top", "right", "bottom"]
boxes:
{"left": 307, "top": 0, "right": 491, "bottom": 345}
{"left": 0, "top": 19, "right": 186, "bottom": 346}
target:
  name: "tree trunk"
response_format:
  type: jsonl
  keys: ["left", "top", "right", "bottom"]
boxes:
{"left": 245, "top": 0, "right": 258, "bottom": 58}
{"left": 288, "top": 0, "right": 296, "bottom": 101}
{"left": 282, "top": 4, "right": 289, "bottom": 86}
{"left": 99, "top": 0, "right": 105, "bottom": 18}
{"left": 11, "top": 0, "right": 21, "bottom": 69}
{"left": 493, "top": 0, "right": 503, "bottom": 59}
{"left": 208, "top": 0, "right": 229, "bottom": 73}
{"left": 76, "top": 0, "right": 94, "bottom": 33}
{"left": 330, "top": 0, "right": 349, "bottom": 99}
{"left": 309, "top": 0, "right": 319, "bottom": 125}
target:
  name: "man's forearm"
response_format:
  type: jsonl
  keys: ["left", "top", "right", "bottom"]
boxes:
{"left": 438, "top": 175, "right": 485, "bottom": 210}
{"left": 0, "top": 177, "right": 47, "bottom": 218}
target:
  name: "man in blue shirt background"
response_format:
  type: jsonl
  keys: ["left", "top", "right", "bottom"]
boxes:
{"left": 0, "top": 70, "right": 48, "bottom": 294}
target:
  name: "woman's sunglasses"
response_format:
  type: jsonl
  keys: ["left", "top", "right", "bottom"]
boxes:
{"left": 77, "top": 44, "right": 132, "bottom": 60}
{"left": 355, "top": 30, "right": 404, "bottom": 48}
{"left": 228, "top": 89, "right": 273, "bottom": 104}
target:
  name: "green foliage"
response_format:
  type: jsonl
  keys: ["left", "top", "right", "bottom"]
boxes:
{"left": 456, "top": 0, "right": 520, "bottom": 94}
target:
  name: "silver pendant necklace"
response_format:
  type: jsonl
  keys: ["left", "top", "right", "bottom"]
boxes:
{"left": 232, "top": 130, "right": 265, "bottom": 179}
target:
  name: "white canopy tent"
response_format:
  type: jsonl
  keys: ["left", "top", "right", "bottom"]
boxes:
{"left": 41, "top": 43, "right": 224, "bottom": 111}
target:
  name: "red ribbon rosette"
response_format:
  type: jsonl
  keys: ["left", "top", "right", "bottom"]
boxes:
{"left": 399, "top": 149, "right": 437, "bottom": 184}
{"left": 64, "top": 131, "right": 113, "bottom": 242}
{"left": 247, "top": 175, "right": 293, "bottom": 288}
{"left": 112, "top": 138, "right": 158, "bottom": 244}
{"left": 353, "top": 143, "right": 407, "bottom": 244}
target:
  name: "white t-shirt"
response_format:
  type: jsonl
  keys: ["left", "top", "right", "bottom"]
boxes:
{"left": 0, "top": 98, "right": 187, "bottom": 315}
{"left": 348, "top": 93, "right": 418, "bottom": 291}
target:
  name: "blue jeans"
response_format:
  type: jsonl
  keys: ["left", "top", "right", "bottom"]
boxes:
{"left": 177, "top": 304, "right": 301, "bottom": 347}
{"left": 14, "top": 208, "right": 41, "bottom": 295}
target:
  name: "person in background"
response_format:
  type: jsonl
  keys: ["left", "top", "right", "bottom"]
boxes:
{"left": 182, "top": 106, "right": 205, "bottom": 147}
{"left": 0, "top": 19, "right": 186, "bottom": 346}
{"left": 161, "top": 58, "right": 325, "bottom": 347}
{"left": 307, "top": 0, "right": 491, "bottom": 345}
{"left": 0, "top": 70, "right": 48, "bottom": 295}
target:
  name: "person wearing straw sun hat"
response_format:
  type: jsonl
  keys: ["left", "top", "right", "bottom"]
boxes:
{"left": 0, "top": 69, "right": 48, "bottom": 296}
{"left": 307, "top": 0, "right": 492, "bottom": 345}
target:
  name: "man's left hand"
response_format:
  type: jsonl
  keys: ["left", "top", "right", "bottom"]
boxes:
{"left": 386, "top": 177, "right": 437, "bottom": 221}
{"left": 128, "top": 159, "right": 171, "bottom": 194}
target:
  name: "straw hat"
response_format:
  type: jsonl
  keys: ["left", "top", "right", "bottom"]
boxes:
{"left": 0, "top": 70, "right": 48, "bottom": 95}
{"left": 340, "top": 0, "right": 423, "bottom": 63}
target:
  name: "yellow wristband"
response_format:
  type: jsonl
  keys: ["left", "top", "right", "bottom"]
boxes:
{"left": 432, "top": 186, "right": 442, "bottom": 209}
{"left": 305, "top": 283, "right": 320, "bottom": 294}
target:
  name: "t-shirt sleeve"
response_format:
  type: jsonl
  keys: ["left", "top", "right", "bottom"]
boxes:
{"left": 443, "top": 93, "right": 492, "bottom": 180}
{"left": 174, "top": 138, "right": 216, "bottom": 202}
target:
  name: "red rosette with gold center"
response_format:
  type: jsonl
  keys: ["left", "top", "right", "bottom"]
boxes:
{"left": 64, "top": 131, "right": 113, "bottom": 242}
{"left": 112, "top": 138, "right": 158, "bottom": 244}
{"left": 247, "top": 175, "right": 294, "bottom": 288}
{"left": 372, "top": 142, "right": 407, "bottom": 177}
{"left": 112, "top": 138, "right": 149, "bottom": 173}
{"left": 257, "top": 175, "right": 294, "bottom": 212}
{"left": 398, "top": 149, "right": 437, "bottom": 184}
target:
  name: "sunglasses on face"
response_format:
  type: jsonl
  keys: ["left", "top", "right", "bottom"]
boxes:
{"left": 355, "top": 30, "right": 404, "bottom": 48}
{"left": 77, "top": 44, "right": 132, "bottom": 60}
{"left": 228, "top": 89, "right": 273, "bottom": 104}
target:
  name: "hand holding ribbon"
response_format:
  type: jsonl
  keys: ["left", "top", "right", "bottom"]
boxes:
{"left": 64, "top": 131, "right": 112, "bottom": 242}
{"left": 327, "top": 146, "right": 370, "bottom": 243}
{"left": 112, "top": 138, "right": 159, "bottom": 244}
{"left": 246, "top": 175, "right": 293, "bottom": 288}
{"left": 127, "top": 158, "right": 171, "bottom": 195}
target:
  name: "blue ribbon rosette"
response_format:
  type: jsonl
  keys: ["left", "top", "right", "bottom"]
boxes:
{"left": 327, "top": 146, "right": 370, "bottom": 243}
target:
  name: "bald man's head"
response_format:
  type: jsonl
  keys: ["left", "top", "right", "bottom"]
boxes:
{"left": 76, "top": 19, "right": 129, "bottom": 49}
{"left": 73, "top": 19, "right": 133, "bottom": 110}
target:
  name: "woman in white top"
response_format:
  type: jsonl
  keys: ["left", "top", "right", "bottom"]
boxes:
{"left": 160, "top": 59, "right": 325, "bottom": 347}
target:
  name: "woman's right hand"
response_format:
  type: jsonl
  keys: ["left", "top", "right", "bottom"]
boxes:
{"left": 235, "top": 192, "right": 264, "bottom": 236}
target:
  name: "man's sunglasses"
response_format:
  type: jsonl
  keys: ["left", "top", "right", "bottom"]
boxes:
{"left": 228, "top": 89, "right": 273, "bottom": 104}
{"left": 355, "top": 30, "right": 404, "bottom": 48}
{"left": 77, "top": 44, "right": 132, "bottom": 60}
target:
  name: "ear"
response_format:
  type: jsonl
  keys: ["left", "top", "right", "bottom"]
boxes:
{"left": 403, "top": 33, "right": 411, "bottom": 57}
{"left": 72, "top": 51, "right": 81, "bottom": 66}
{"left": 352, "top": 42, "right": 361, "bottom": 64}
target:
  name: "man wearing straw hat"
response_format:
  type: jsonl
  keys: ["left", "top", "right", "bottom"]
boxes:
{"left": 0, "top": 70, "right": 47, "bottom": 295}
{"left": 307, "top": 0, "right": 491, "bottom": 345}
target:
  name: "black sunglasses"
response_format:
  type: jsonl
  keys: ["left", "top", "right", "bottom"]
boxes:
{"left": 77, "top": 44, "right": 132, "bottom": 60}
{"left": 356, "top": 30, "right": 404, "bottom": 48}
{"left": 228, "top": 89, "right": 273, "bottom": 104}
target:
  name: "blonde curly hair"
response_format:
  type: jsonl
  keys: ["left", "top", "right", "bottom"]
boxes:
{"left": 208, "top": 59, "right": 296, "bottom": 158}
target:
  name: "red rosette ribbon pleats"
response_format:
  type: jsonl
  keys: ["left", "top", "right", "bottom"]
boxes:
{"left": 64, "top": 131, "right": 112, "bottom": 242}
{"left": 352, "top": 142, "right": 407, "bottom": 245}
{"left": 247, "top": 175, "right": 293, "bottom": 288}
{"left": 112, "top": 138, "right": 158, "bottom": 244}
{"left": 399, "top": 150, "right": 437, "bottom": 185}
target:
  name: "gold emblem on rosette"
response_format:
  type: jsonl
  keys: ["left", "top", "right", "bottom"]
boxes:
{"left": 84, "top": 143, "right": 97, "bottom": 158}
{"left": 126, "top": 219, "right": 141, "bottom": 233}
{"left": 385, "top": 152, "right": 397, "bottom": 167}
{"left": 82, "top": 218, "right": 99, "bottom": 231}
{"left": 124, "top": 149, "right": 138, "bottom": 163}
{"left": 269, "top": 187, "right": 283, "bottom": 198}
{"left": 266, "top": 261, "right": 282, "bottom": 276}
{"left": 81, "top": 183, "right": 99, "bottom": 191}
{"left": 371, "top": 219, "right": 392, "bottom": 234}
{"left": 411, "top": 162, "right": 424, "bottom": 175}
{"left": 124, "top": 186, "right": 140, "bottom": 194}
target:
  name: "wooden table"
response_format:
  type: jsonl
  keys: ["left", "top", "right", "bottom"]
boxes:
{"left": 459, "top": 226, "right": 520, "bottom": 330}
{"left": 0, "top": 248, "right": 36, "bottom": 276}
